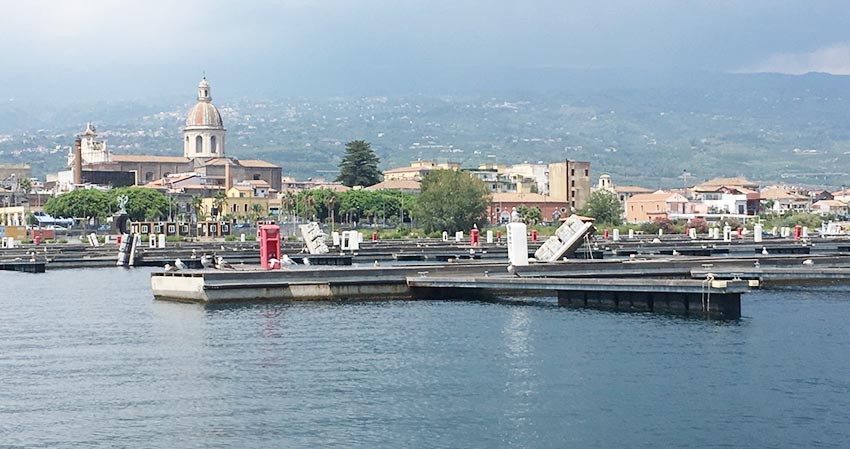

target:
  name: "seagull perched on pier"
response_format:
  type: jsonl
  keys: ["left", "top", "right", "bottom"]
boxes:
{"left": 163, "top": 263, "right": 179, "bottom": 273}
{"left": 802, "top": 259, "right": 814, "bottom": 266}
{"left": 200, "top": 254, "right": 215, "bottom": 269}
{"left": 215, "top": 256, "right": 234, "bottom": 270}
{"left": 374, "top": 260, "right": 380, "bottom": 267}
{"left": 761, "top": 247, "right": 769, "bottom": 255}
{"left": 507, "top": 264, "right": 521, "bottom": 277}
{"left": 268, "top": 257, "right": 281, "bottom": 268}
{"left": 672, "top": 249, "right": 681, "bottom": 256}
{"left": 753, "top": 261, "right": 760, "bottom": 269}
{"left": 281, "top": 254, "right": 296, "bottom": 265}
{"left": 174, "top": 258, "right": 186, "bottom": 270}
{"left": 302, "top": 257, "right": 311, "bottom": 266}
{"left": 191, "top": 249, "right": 197, "bottom": 258}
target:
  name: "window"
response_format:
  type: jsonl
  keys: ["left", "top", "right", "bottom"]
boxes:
{"left": 253, "top": 174, "right": 261, "bottom": 180}
{"left": 144, "top": 171, "right": 154, "bottom": 181}
{"left": 585, "top": 169, "right": 589, "bottom": 177}
{"left": 244, "top": 204, "right": 249, "bottom": 212}
{"left": 571, "top": 180, "right": 575, "bottom": 187}
{"left": 211, "top": 136, "right": 217, "bottom": 154}
{"left": 195, "top": 135, "right": 203, "bottom": 153}
{"left": 571, "top": 169, "right": 575, "bottom": 176}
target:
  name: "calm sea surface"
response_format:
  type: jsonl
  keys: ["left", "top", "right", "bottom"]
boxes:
{"left": 2, "top": 268, "right": 849, "bottom": 448}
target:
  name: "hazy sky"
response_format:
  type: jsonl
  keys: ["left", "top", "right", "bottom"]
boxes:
{"left": 3, "top": 0, "right": 850, "bottom": 99}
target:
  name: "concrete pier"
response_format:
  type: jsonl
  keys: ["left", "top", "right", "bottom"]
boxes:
{"left": 407, "top": 276, "right": 748, "bottom": 318}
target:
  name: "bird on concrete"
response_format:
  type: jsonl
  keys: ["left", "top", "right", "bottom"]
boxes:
{"left": 174, "top": 258, "right": 186, "bottom": 270}
{"left": 753, "top": 261, "right": 761, "bottom": 269}
{"left": 200, "top": 254, "right": 215, "bottom": 269}
{"left": 374, "top": 260, "right": 380, "bottom": 267}
{"left": 163, "top": 263, "right": 179, "bottom": 273}
{"left": 672, "top": 249, "right": 681, "bottom": 256}
{"left": 281, "top": 254, "right": 296, "bottom": 265}
{"left": 302, "top": 257, "right": 311, "bottom": 266}
{"left": 761, "top": 247, "right": 769, "bottom": 255}
{"left": 215, "top": 256, "right": 234, "bottom": 270}
{"left": 507, "top": 264, "right": 521, "bottom": 277}
{"left": 191, "top": 249, "right": 197, "bottom": 258}
{"left": 802, "top": 259, "right": 814, "bottom": 266}
{"left": 268, "top": 257, "right": 281, "bottom": 269}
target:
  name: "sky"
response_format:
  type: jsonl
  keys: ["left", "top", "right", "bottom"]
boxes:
{"left": 3, "top": 0, "right": 850, "bottom": 100}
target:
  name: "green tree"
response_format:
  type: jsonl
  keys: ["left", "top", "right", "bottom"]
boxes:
{"left": 212, "top": 191, "right": 228, "bottom": 219}
{"left": 190, "top": 195, "right": 203, "bottom": 221}
{"left": 107, "top": 187, "right": 170, "bottom": 222}
{"left": 18, "top": 177, "right": 32, "bottom": 194}
{"left": 517, "top": 205, "right": 542, "bottom": 225}
{"left": 414, "top": 170, "right": 490, "bottom": 233}
{"left": 44, "top": 188, "right": 111, "bottom": 223}
{"left": 336, "top": 140, "right": 382, "bottom": 187}
{"left": 250, "top": 203, "right": 265, "bottom": 223}
{"left": 578, "top": 190, "right": 623, "bottom": 225}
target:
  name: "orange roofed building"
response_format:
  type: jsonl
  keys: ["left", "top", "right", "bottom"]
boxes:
{"left": 625, "top": 191, "right": 690, "bottom": 223}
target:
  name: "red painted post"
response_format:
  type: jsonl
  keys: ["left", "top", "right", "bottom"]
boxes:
{"left": 470, "top": 228, "right": 480, "bottom": 246}
{"left": 531, "top": 229, "right": 538, "bottom": 242}
{"left": 794, "top": 225, "right": 802, "bottom": 240}
{"left": 260, "top": 224, "right": 281, "bottom": 269}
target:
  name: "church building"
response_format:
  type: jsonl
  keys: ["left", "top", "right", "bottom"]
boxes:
{"left": 67, "top": 78, "right": 281, "bottom": 192}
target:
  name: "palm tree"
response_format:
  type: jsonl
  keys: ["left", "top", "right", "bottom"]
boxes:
{"left": 212, "top": 190, "right": 228, "bottom": 220}
{"left": 250, "top": 202, "right": 265, "bottom": 224}
{"left": 190, "top": 195, "right": 203, "bottom": 220}
{"left": 282, "top": 191, "right": 296, "bottom": 222}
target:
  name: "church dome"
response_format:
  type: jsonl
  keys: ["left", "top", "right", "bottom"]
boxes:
{"left": 186, "top": 101, "right": 223, "bottom": 128}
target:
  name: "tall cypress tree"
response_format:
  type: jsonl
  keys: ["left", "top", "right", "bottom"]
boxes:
{"left": 336, "top": 140, "right": 382, "bottom": 187}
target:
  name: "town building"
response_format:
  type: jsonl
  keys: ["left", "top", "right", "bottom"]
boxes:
{"left": 61, "top": 78, "right": 281, "bottom": 193}
{"left": 690, "top": 177, "right": 760, "bottom": 215}
{"left": 625, "top": 191, "right": 689, "bottom": 223}
{"left": 759, "top": 188, "right": 811, "bottom": 214}
{"left": 382, "top": 160, "right": 461, "bottom": 181}
{"left": 812, "top": 199, "right": 849, "bottom": 217}
{"left": 489, "top": 192, "right": 570, "bottom": 224}
{"left": 547, "top": 160, "right": 591, "bottom": 212}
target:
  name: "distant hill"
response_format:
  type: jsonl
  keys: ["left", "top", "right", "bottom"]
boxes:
{"left": 3, "top": 69, "right": 850, "bottom": 189}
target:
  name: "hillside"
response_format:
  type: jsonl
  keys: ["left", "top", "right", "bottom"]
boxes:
{"left": 2, "top": 70, "right": 850, "bottom": 189}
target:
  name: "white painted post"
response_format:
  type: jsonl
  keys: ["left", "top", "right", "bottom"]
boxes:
{"left": 240, "top": 233, "right": 246, "bottom": 242}
{"left": 455, "top": 231, "right": 463, "bottom": 242}
{"left": 506, "top": 222, "right": 529, "bottom": 266}
{"left": 628, "top": 229, "right": 634, "bottom": 239}
{"left": 688, "top": 228, "right": 697, "bottom": 239}
{"left": 802, "top": 226, "right": 809, "bottom": 238}
{"left": 350, "top": 232, "right": 360, "bottom": 251}
{"left": 658, "top": 229, "right": 663, "bottom": 237}
{"left": 754, "top": 224, "right": 763, "bottom": 243}
{"left": 442, "top": 231, "right": 448, "bottom": 242}
{"left": 158, "top": 234, "right": 166, "bottom": 248}
{"left": 332, "top": 231, "right": 340, "bottom": 247}
{"left": 148, "top": 234, "right": 156, "bottom": 248}
{"left": 723, "top": 225, "right": 732, "bottom": 242}
{"left": 612, "top": 229, "right": 620, "bottom": 241}
{"left": 486, "top": 230, "right": 494, "bottom": 244}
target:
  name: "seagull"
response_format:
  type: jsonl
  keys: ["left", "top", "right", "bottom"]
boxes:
{"left": 268, "top": 257, "right": 280, "bottom": 268}
{"left": 200, "top": 254, "right": 215, "bottom": 269}
{"left": 672, "top": 249, "right": 681, "bottom": 256}
{"left": 802, "top": 259, "right": 814, "bottom": 266}
{"left": 174, "top": 258, "right": 186, "bottom": 270}
{"left": 191, "top": 249, "right": 197, "bottom": 258}
{"left": 281, "top": 254, "right": 296, "bottom": 265}
{"left": 163, "top": 263, "right": 179, "bottom": 273}
{"left": 215, "top": 256, "right": 234, "bottom": 270}
{"left": 753, "top": 261, "right": 760, "bottom": 269}
{"left": 374, "top": 260, "right": 380, "bottom": 267}
{"left": 507, "top": 264, "right": 520, "bottom": 277}
{"left": 302, "top": 257, "right": 311, "bottom": 266}
{"left": 761, "top": 247, "right": 769, "bottom": 255}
